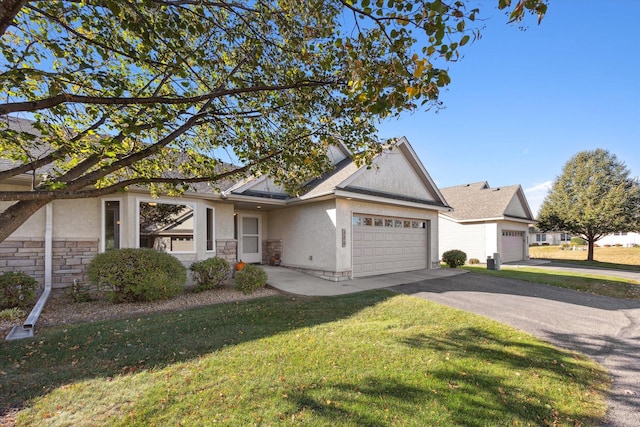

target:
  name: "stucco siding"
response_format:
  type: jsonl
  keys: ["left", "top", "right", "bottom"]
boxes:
{"left": 439, "top": 217, "right": 488, "bottom": 261}
{"left": 505, "top": 195, "right": 527, "bottom": 218}
{"left": 347, "top": 152, "right": 436, "bottom": 201}
{"left": 267, "top": 200, "right": 338, "bottom": 271}
{"left": 52, "top": 198, "right": 100, "bottom": 239}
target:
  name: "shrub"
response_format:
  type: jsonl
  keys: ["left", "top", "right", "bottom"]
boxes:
{"left": 560, "top": 244, "right": 570, "bottom": 250}
{"left": 88, "top": 248, "right": 186, "bottom": 303}
{"left": 571, "top": 237, "right": 587, "bottom": 246}
{"left": 614, "top": 243, "right": 623, "bottom": 247}
{"left": 190, "top": 257, "right": 231, "bottom": 291}
{"left": 0, "top": 307, "right": 25, "bottom": 321}
{"left": 234, "top": 264, "right": 267, "bottom": 295}
{"left": 0, "top": 272, "right": 39, "bottom": 310}
{"left": 468, "top": 258, "right": 480, "bottom": 265}
{"left": 442, "top": 250, "right": 467, "bottom": 268}
{"left": 68, "top": 280, "right": 94, "bottom": 303}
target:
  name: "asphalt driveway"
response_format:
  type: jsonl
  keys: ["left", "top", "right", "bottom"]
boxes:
{"left": 389, "top": 273, "right": 640, "bottom": 427}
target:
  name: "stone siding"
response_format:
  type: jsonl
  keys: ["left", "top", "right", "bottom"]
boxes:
{"left": 216, "top": 239, "right": 237, "bottom": 264}
{"left": 263, "top": 239, "right": 283, "bottom": 265}
{"left": 0, "top": 238, "right": 98, "bottom": 289}
{"left": 284, "top": 265, "right": 352, "bottom": 282}
{"left": 52, "top": 240, "right": 99, "bottom": 288}
{"left": 0, "top": 239, "right": 45, "bottom": 285}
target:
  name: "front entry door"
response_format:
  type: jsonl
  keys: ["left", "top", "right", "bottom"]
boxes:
{"left": 239, "top": 214, "right": 261, "bottom": 263}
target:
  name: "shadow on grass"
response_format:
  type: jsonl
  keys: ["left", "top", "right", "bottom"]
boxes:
{"left": 392, "top": 272, "right": 640, "bottom": 310}
{"left": 530, "top": 258, "right": 640, "bottom": 273}
{"left": 281, "top": 327, "right": 607, "bottom": 426}
{"left": 0, "top": 291, "right": 393, "bottom": 413}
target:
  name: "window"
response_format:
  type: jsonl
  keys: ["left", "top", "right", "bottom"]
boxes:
{"left": 363, "top": 217, "right": 373, "bottom": 226}
{"left": 352, "top": 216, "right": 361, "bottom": 226}
{"left": 374, "top": 218, "right": 383, "bottom": 227}
{"left": 536, "top": 234, "right": 546, "bottom": 242}
{"left": 103, "top": 200, "right": 121, "bottom": 251}
{"left": 385, "top": 219, "right": 393, "bottom": 227}
{"left": 206, "top": 208, "right": 215, "bottom": 251}
{"left": 560, "top": 233, "right": 571, "bottom": 241}
{"left": 138, "top": 201, "right": 195, "bottom": 252}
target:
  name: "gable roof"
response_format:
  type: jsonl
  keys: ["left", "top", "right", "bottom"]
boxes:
{"left": 439, "top": 181, "right": 534, "bottom": 223}
{"left": 227, "top": 137, "right": 451, "bottom": 210}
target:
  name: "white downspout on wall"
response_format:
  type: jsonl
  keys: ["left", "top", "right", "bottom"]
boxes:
{"left": 6, "top": 202, "right": 53, "bottom": 340}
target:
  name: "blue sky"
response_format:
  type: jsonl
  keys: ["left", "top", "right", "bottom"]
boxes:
{"left": 378, "top": 0, "right": 640, "bottom": 216}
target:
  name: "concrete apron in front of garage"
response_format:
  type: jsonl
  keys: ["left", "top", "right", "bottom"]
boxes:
{"left": 263, "top": 265, "right": 467, "bottom": 296}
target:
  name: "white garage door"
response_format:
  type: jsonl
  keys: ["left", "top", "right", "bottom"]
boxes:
{"left": 501, "top": 230, "right": 525, "bottom": 263}
{"left": 352, "top": 215, "right": 428, "bottom": 277}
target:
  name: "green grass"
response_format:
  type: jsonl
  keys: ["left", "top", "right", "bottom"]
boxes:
{"left": 529, "top": 246, "right": 640, "bottom": 269}
{"left": 2, "top": 292, "right": 608, "bottom": 426}
{"left": 463, "top": 266, "right": 640, "bottom": 299}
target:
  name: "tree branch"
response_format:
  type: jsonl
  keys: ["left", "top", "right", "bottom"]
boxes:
{"left": 0, "top": 80, "right": 336, "bottom": 115}
{"left": 0, "top": 0, "right": 28, "bottom": 36}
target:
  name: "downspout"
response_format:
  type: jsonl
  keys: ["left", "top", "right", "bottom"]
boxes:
{"left": 6, "top": 202, "right": 53, "bottom": 340}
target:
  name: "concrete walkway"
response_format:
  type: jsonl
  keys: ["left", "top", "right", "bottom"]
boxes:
{"left": 263, "top": 265, "right": 467, "bottom": 296}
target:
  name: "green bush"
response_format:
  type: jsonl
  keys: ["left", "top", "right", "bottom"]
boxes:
{"left": 468, "top": 258, "right": 480, "bottom": 265}
{"left": 234, "top": 264, "right": 267, "bottom": 295}
{"left": 88, "top": 248, "right": 186, "bottom": 303}
{"left": 190, "top": 257, "right": 231, "bottom": 291}
{"left": 0, "top": 307, "right": 25, "bottom": 321}
{"left": 442, "top": 250, "right": 467, "bottom": 268}
{"left": 0, "top": 272, "right": 39, "bottom": 310}
{"left": 68, "top": 280, "right": 94, "bottom": 303}
{"left": 571, "top": 237, "right": 587, "bottom": 246}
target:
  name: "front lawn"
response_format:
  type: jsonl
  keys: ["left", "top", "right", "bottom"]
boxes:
{"left": 529, "top": 246, "right": 640, "bottom": 269}
{"left": 2, "top": 291, "right": 608, "bottom": 426}
{"left": 463, "top": 266, "right": 640, "bottom": 300}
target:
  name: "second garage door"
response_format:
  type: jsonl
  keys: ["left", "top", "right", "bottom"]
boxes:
{"left": 501, "top": 230, "right": 525, "bottom": 263}
{"left": 352, "top": 214, "right": 428, "bottom": 277}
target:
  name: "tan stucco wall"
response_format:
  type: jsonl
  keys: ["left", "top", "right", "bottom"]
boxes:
{"left": 347, "top": 152, "right": 435, "bottom": 201}
{"left": 0, "top": 183, "right": 47, "bottom": 238}
{"left": 52, "top": 198, "right": 100, "bottom": 239}
{"left": 505, "top": 194, "right": 528, "bottom": 218}
{"left": 267, "top": 200, "right": 338, "bottom": 271}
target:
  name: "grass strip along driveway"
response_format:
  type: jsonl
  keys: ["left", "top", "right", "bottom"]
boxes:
{"left": 2, "top": 291, "right": 608, "bottom": 426}
{"left": 463, "top": 265, "right": 640, "bottom": 300}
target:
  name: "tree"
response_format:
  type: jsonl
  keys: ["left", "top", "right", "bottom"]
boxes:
{"left": 0, "top": 0, "right": 547, "bottom": 243}
{"left": 537, "top": 149, "right": 640, "bottom": 261}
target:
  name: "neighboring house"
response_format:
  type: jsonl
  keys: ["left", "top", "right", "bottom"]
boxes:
{"left": 1, "top": 126, "right": 451, "bottom": 288}
{"left": 596, "top": 232, "right": 639, "bottom": 247}
{"left": 438, "top": 181, "right": 535, "bottom": 263}
{"left": 528, "top": 227, "right": 572, "bottom": 246}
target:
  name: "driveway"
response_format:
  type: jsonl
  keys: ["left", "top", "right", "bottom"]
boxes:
{"left": 389, "top": 273, "right": 640, "bottom": 427}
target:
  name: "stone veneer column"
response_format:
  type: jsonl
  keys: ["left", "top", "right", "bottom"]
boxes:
{"left": 51, "top": 239, "right": 99, "bottom": 289}
{"left": 215, "top": 239, "right": 237, "bottom": 264}
{"left": 262, "top": 239, "right": 283, "bottom": 264}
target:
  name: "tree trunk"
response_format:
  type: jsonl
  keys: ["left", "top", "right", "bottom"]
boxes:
{"left": 0, "top": 198, "right": 51, "bottom": 244}
{"left": 0, "top": 0, "right": 28, "bottom": 36}
{"left": 587, "top": 238, "right": 595, "bottom": 261}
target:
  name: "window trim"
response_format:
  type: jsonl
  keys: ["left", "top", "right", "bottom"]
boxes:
{"left": 101, "top": 198, "right": 122, "bottom": 252}
{"left": 205, "top": 207, "right": 216, "bottom": 252}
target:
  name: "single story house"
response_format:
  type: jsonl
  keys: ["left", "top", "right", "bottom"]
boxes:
{"left": 528, "top": 227, "right": 572, "bottom": 246}
{"left": 594, "top": 232, "right": 639, "bottom": 247}
{"left": 438, "top": 181, "right": 535, "bottom": 263}
{"left": 1, "top": 129, "right": 451, "bottom": 288}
